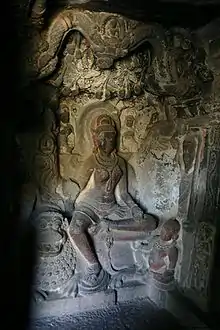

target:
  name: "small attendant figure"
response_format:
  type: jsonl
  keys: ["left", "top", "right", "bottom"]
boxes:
{"left": 148, "top": 219, "right": 180, "bottom": 288}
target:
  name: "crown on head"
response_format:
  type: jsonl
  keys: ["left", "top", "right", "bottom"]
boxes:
{"left": 92, "top": 114, "right": 116, "bottom": 135}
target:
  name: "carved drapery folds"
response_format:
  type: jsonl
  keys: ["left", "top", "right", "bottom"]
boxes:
{"left": 20, "top": 5, "right": 220, "bottom": 309}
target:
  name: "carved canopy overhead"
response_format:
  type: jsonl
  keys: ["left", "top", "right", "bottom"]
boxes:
{"left": 25, "top": 6, "right": 214, "bottom": 101}
{"left": 37, "top": 8, "right": 164, "bottom": 71}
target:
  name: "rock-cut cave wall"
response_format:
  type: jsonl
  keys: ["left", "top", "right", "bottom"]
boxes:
{"left": 11, "top": 0, "right": 220, "bottom": 318}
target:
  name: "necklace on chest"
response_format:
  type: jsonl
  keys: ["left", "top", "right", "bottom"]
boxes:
{"left": 95, "top": 151, "right": 118, "bottom": 170}
{"left": 154, "top": 240, "right": 175, "bottom": 251}
{"left": 95, "top": 152, "right": 120, "bottom": 193}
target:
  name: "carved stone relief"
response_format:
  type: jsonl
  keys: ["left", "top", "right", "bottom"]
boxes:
{"left": 197, "top": 19, "right": 220, "bottom": 104}
{"left": 148, "top": 219, "right": 180, "bottom": 287}
{"left": 191, "top": 223, "right": 215, "bottom": 298}
{"left": 59, "top": 100, "right": 76, "bottom": 155}
{"left": 181, "top": 222, "right": 216, "bottom": 311}
{"left": 18, "top": 93, "right": 59, "bottom": 196}
{"left": 19, "top": 4, "right": 220, "bottom": 309}
{"left": 202, "top": 126, "right": 220, "bottom": 224}
{"left": 177, "top": 125, "right": 220, "bottom": 310}
{"left": 66, "top": 113, "right": 158, "bottom": 294}
{"left": 32, "top": 208, "right": 77, "bottom": 302}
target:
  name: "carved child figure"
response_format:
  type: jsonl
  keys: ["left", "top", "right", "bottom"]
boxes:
{"left": 148, "top": 219, "right": 180, "bottom": 286}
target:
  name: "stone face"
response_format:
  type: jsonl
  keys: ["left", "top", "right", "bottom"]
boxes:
{"left": 17, "top": 2, "right": 220, "bottom": 316}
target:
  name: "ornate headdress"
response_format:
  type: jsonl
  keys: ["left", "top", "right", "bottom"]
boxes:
{"left": 92, "top": 114, "right": 116, "bottom": 135}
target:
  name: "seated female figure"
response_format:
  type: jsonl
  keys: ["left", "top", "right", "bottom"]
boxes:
{"left": 68, "top": 114, "right": 157, "bottom": 290}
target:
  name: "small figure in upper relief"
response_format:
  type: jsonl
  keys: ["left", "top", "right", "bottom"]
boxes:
{"left": 29, "top": 0, "right": 46, "bottom": 19}
{"left": 121, "top": 115, "right": 139, "bottom": 154}
{"left": 67, "top": 114, "right": 157, "bottom": 293}
{"left": 59, "top": 107, "right": 75, "bottom": 154}
{"left": 148, "top": 219, "right": 180, "bottom": 286}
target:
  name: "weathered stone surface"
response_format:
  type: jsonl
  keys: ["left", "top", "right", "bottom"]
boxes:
{"left": 30, "top": 291, "right": 211, "bottom": 329}
{"left": 16, "top": 1, "right": 220, "bottom": 317}
{"left": 31, "top": 299, "right": 185, "bottom": 330}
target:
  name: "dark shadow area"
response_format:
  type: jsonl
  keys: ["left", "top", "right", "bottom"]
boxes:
{"left": 1, "top": 1, "right": 36, "bottom": 329}
{"left": 210, "top": 212, "right": 220, "bottom": 325}
{"left": 41, "top": 0, "right": 220, "bottom": 29}
{"left": 71, "top": 0, "right": 220, "bottom": 28}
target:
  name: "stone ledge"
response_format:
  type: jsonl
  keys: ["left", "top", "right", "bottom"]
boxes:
{"left": 117, "top": 285, "right": 150, "bottom": 303}
{"left": 31, "top": 285, "right": 210, "bottom": 330}
{"left": 31, "top": 290, "right": 117, "bottom": 319}
{"left": 31, "top": 285, "right": 157, "bottom": 320}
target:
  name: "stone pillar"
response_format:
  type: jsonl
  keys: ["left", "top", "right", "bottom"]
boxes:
{"left": 178, "top": 125, "right": 220, "bottom": 312}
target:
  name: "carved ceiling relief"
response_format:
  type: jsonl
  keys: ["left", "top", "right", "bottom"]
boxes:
{"left": 21, "top": 5, "right": 220, "bottom": 306}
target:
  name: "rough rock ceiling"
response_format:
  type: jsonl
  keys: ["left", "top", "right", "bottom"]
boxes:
{"left": 160, "top": 0, "right": 220, "bottom": 3}
{"left": 159, "top": 0, "right": 220, "bottom": 3}
{"left": 45, "top": 0, "right": 220, "bottom": 28}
